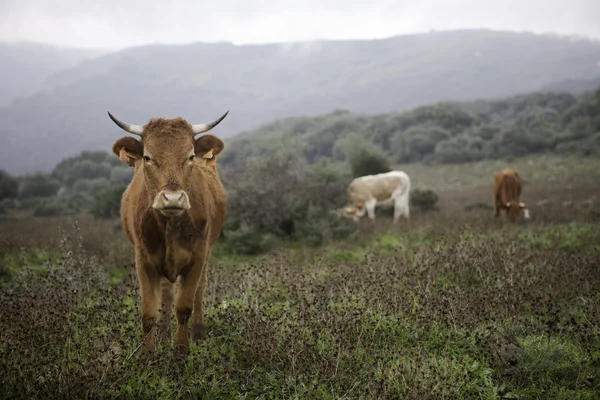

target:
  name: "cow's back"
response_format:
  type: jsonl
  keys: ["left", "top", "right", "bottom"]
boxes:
{"left": 349, "top": 171, "right": 409, "bottom": 203}
{"left": 494, "top": 169, "right": 522, "bottom": 203}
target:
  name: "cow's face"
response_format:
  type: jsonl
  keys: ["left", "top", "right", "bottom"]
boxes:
{"left": 505, "top": 201, "right": 530, "bottom": 221}
{"left": 332, "top": 204, "right": 362, "bottom": 222}
{"left": 109, "top": 113, "right": 227, "bottom": 217}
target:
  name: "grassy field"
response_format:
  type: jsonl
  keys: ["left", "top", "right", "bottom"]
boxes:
{"left": 1, "top": 154, "right": 599, "bottom": 399}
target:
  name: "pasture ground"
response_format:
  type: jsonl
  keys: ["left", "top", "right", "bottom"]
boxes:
{"left": 1, "top": 154, "right": 599, "bottom": 399}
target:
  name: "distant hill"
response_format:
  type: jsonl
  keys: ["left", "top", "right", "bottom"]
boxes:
{"left": 0, "top": 41, "right": 107, "bottom": 107}
{"left": 219, "top": 89, "right": 600, "bottom": 166}
{"left": 1, "top": 29, "right": 600, "bottom": 175}
{"left": 539, "top": 76, "right": 600, "bottom": 95}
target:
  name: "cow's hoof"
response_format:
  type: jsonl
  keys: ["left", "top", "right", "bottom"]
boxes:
{"left": 191, "top": 325, "right": 205, "bottom": 343}
{"left": 139, "top": 347, "right": 155, "bottom": 364}
{"left": 173, "top": 344, "right": 189, "bottom": 361}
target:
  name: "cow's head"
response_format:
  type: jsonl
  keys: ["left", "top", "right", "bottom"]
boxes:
{"left": 109, "top": 111, "right": 228, "bottom": 217}
{"left": 332, "top": 203, "right": 363, "bottom": 222}
{"left": 505, "top": 201, "right": 530, "bottom": 221}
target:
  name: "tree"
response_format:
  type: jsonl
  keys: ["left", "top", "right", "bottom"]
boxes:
{"left": 334, "top": 133, "right": 391, "bottom": 178}
{"left": 89, "top": 184, "right": 127, "bottom": 219}
{"left": 0, "top": 170, "right": 18, "bottom": 200}
{"left": 18, "top": 173, "right": 60, "bottom": 198}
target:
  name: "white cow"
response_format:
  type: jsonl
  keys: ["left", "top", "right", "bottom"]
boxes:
{"left": 339, "top": 170, "right": 411, "bottom": 224}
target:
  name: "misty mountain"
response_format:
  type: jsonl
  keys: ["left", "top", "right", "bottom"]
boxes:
{"left": 0, "top": 41, "right": 107, "bottom": 107}
{"left": 1, "top": 29, "right": 600, "bottom": 175}
{"left": 539, "top": 75, "right": 600, "bottom": 95}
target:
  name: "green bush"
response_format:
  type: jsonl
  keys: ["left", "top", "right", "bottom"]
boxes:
{"left": 350, "top": 150, "right": 391, "bottom": 178}
{"left": 72, "top": 178, "right": 111, "bottom": 196}
{"left": 390, "top": 124, "right": 451, "bottom": 162}
{"left": 15, "top": 197, "right": 45, "bottom": 210}
{"left": 0, "top": 170, "right": 19, "bottom": 200}
{"left": 109, "top": 166, "right": 134, "bottom": 184}
{"left": 18, "top": 173, "right": 60, "bottom": 199}
{"left": 411, "top": 188, "right": 439, "bottom": 212}
{"left": 221, "top": 149, "right": 349, "bottom": 244}
{"left": 89, "top": 185, "right": 127, "bottom": 219}
{"left": 224, "top": 225, "right": 276, "bottom": 255}
{"left": 33, "top": 198, "right": 73, "bottom": 217}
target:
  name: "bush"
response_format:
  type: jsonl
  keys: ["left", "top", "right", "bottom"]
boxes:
{"left": 349, "top": 148, "right": 391, "bottom": 178}
{"left": 89, "top": 184, "right": 127, "bottom": 219}
{"left": 224, "top": 225, "right": 276, "bottom": 255}
{"left": 15, "top": 197, "right": 45, "bottom": 210}
{"left": 0, "top": 170, "right": 19, "bottom": 200}
{"left": 72, "top": 178, "right": 111, "bottom": 196}
{"left": 410, "top": 188, "right": 439, "bottom": 212}
{"left": 110, "top": 166, "right": 134, "bottom": 184}
{"left": 390, "top": 124, "right": 451, "bottom": 162}
{"left": 221, "top": 149, "right": 349, "bottom": 245}
{"left": 18, "top": 173, "right": 60, "bottom": 199}
{"left": 33, "top": 198, "right": 73, "bottom": 217}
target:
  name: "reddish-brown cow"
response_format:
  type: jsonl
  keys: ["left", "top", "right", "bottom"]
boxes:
{"left": 493, "top": 168, "right": 530, "bottom": 222}
{"left": 108, "top": 110, "right": 228, "bottom": 359}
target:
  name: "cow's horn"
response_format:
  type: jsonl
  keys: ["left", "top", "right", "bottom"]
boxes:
{"left": 107, "top": 112, "right": 144, "bottom": 136}
{"left": 191, "top": 110, "right": 229, "bottom": 135}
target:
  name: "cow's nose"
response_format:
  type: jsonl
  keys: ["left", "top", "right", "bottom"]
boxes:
{"left": 161, "top": 191, "right": 186, "bottom": 208}
{"left": 163, "top": 192, "right": 184, "bottom": 205}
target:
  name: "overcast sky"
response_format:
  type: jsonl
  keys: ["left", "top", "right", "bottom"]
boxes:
{"left": 1, "top": 0, "right": 599, "bottom": 50}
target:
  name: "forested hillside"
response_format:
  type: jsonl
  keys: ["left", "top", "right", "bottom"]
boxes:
{"left": 0, "top": 41, "right": 106, "bottom": 107}
{"left": 222, "top": 88, "right": 600, "bottom": 166}
{"left": 1, "top": 29, "right": 600, "bottom": 174}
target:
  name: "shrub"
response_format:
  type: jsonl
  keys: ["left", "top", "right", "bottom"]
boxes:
{"left": 224, "top": 225, "right": 276, "bottom": 255}
{"left": 15, "top": 197, "right": 45, "bottom": 210}
{"left": 410, "top": 188, "right": 439, "bottom": 212}
{"left": 33, "top": 198, "right": 73, "bottom": 217}
{"left": 110, "top": 166, "right": 134, "bottom": 184}
{"left": 349, "top": 149, "right": 391, "bottom": 178}
{"left": 0, "top": 170, "right": 19, "bottom": 200}
{"left": 89, "top": 184, "right": 127, "bottom": 219}
{"left": 221, "top": 149, "right": 349, "bottom": 245}
{"left": 72, "top": 178, "right": 111, "bottom": 196}
{"left": 18, "top": 173, "right": 60, "bottom": 199}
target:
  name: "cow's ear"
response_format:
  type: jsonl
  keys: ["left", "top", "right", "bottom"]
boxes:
{"left": 195, "top": 135, "right": 225, "bottom": 166}
{"left": 112, "top": 137, "right": 142, "bottom": 167}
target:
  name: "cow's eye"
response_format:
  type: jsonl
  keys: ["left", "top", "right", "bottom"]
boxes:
{"left": 143, "top": 155, "right": 151, "bottom": 162}
{"left": 189, "top": 155, "right": 195, "bottom": 161}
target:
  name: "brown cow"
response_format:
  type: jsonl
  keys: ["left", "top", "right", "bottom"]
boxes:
{"left": 493, "top": 168, "right": 530, "bottom": 222}
{"left": 108, "top": 110, "right": 228, "bottom": 359}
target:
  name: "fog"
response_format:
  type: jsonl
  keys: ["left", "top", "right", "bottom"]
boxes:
{"left": 1, "top": 0, "right": 599, "bottom": 49}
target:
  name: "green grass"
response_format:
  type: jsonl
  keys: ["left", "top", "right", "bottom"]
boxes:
{"left": 1, "top": 154, "right": 599, "bottom": 399}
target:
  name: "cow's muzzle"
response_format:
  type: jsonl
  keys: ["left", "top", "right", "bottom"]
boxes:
{"left": 152, "top": 190, "right": 191, "bottom": 217}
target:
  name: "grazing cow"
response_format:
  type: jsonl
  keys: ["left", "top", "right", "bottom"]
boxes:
{"left": 108, "top": 110, "right": 228, "bottom": 359}
{"left": 493, "top": 168, "right": 530, "bottom": 222}
{"left": 338, "top": 171, "right": 411, "bottom": 224}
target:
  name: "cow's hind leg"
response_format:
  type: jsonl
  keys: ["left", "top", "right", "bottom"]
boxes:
{"left": 191, "top": 255, "right": 209, "bottom": 342}
{"left": 393, "top": 192, "right": 409, "bottom": 224}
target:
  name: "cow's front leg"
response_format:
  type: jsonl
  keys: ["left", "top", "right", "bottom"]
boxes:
{"left": 173, "top": 253, "right": 206, "bottom": 359}
{"left": 158, "top": 277, "right": 174, "bottom": 346}
{"left": 365, "top": 199, "right": 377, "bottom": 220}
{"left": 136, "top": 260, "right": 161, "bottom": 359}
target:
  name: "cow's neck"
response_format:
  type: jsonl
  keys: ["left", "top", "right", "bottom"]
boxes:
{"left": 157, "top": 213, "right": 195, "bottom": 283}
